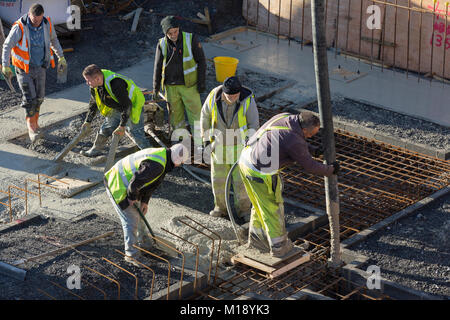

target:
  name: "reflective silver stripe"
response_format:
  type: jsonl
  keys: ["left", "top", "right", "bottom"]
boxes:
{"left": 240, "top": 147, "right": 278, "bottom": 176}
{"left": 117, "top": 161, "right": 129, "bottom": 188}
{"left": 183, "top": 32, "right": 193, "bottom": 62}
{"left": 129, "top": 84, "right": 135, "bottom": 100}
{"left": 240, "top": 125, "right": 248, "bottom": 132}
{"left": 183, "top": 64, "right": 197, "bottom": 75}
{"left": 11, "top": 52, "right": 30, "bottom": 64}
{"left": 117, "top": 152, "right": 166, "bottom": 188}
{"left": 105, "top": 74, "right": 116, "bottom": 93}
{"left": 18, "top": 23, "right": 29, "bottom": 51}
{"left": 160, "top": 38, "right": 167, "bottom": 57}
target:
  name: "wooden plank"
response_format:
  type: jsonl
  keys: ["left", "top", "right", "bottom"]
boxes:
{"left": 46, "top": 177, "right": 100, "bottom": 198}
{"left": 269, "top": 253, "right": 311, "bottom": 279}
{"left": 231, "top": 253, "right": 276, "bottom": 274}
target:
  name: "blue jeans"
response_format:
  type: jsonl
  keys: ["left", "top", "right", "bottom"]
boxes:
{"left": 105, "top": 186, "right": 146, "bottom": 256}
{"left": 100, "top": 109, "right": 151, "bottom": 149}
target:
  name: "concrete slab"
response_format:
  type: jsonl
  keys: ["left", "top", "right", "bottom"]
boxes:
{"left": 203, "top": 27, "right": 450, "bottom": 127}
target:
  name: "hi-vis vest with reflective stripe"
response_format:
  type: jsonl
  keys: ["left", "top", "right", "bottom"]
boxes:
{"left": 105, "top": 148, "right": 167, "bottom": 204}
{"left": 240, "top": 114, "right": 291, "bottom": 176}
{"left": 206, "top": 87, "right": 253, "bottom": 145}
{"left": 11, "top": 17, "right": 56, "bottom": 73}
{"left": 159, "top": 32, "right": 198, "bottom": 89}
{"left": 95, "top": 69, "right": 145, "bottom": 124}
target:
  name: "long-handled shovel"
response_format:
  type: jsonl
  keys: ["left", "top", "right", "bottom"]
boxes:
{"left": 133, "top": 203, "right": 178, "bottom": 258}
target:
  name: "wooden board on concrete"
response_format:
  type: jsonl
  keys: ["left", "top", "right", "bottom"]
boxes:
{"left": 231, "top": 245, "right": 311, "bottom": 279}
{"left": 46, "top": 177, "right": 100, "bottom": 198}
{"left": 330, "top": 67, "right": 368, "bottom": 83}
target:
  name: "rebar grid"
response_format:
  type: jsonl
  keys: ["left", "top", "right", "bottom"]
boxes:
{"left": 197, "top": 107, "right": 448, "bottom": 300}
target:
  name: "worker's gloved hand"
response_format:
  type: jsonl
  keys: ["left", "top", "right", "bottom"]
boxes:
{"left": 311, "top": 146, "right": 324, "bottom": 157}
{"left": 58, "top": 56, "right": 67, "bottom": 71}
{"left": 197, "top": 83, "right": 206, "bottom": 94}
{"left": 2, "top": 66, "right": 13, "bottom": 78}
{"left": 81, "top": 122, "right": 91, "bottom": 133}
{"left": 331, "top": 161, "right": 340, "bottom": 175}
{"left": 113, "top": 125, "right": 125, "bottom": 136}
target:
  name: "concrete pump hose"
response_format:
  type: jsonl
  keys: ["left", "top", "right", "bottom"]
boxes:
{"left": 225, "top": 160, "right": 245, "bottom": 245}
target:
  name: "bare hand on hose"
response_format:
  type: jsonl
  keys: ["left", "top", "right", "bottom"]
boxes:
{"left": 140, "top": 203, "right": 148, "bottom": 215}
{"left": 113, "top": 126, "right": 125, "bottom": 136}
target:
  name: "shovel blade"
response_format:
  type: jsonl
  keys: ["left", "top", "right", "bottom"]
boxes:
{"left": 57, "top": 65, "right": 68, "bottom": 84}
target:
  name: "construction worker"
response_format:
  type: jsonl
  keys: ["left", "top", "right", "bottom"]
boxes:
{"left": 104, "top": 143, "right": 190, "bottom": 266}
{"left": 152, "top": 15, "right": 206, "bottom": 141}
{"left": 80, "top": 64, "right": 151, "bottom": 157}
{"left": 1, "top": 3, "right": 66, "bottom": 142}
{"left": 238, "top": 111, "right": 340, "bottom": 257}
{"left": 200, "top": 76, "right": 259, "bottom": 220}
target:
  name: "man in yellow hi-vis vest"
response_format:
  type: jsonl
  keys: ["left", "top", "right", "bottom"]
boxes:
{"left": 80, "top": 64, "right": 151, "bottom": 157}
{"left": 200, "top": 76, "right": 260, "bottom": 221}
{"left": 2, "top": 3, "right": 66, "bottom": 142}
{"left": 238, "top": 112, "right": 340, "bottom": 258}
{"left": 104, "top": 143, "right": 189, "bottom": 266}
{"left": 152, "top": 16, "right": 206, "bottom": 141}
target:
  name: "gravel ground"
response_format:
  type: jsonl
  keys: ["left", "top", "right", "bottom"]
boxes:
{"left": 304, "top": 95, "right": 450, "bottom": 150}
{"left": 0, "top": 214, "right": 191, "bottom": 300}
{"left": 352, "top": 193, "right": 450, "bottom": 299}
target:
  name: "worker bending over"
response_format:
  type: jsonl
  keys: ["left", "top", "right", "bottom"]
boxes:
{"left": 238, "top": 111, "right": 340, "bottom": 257}
{"left": 80, "top": 64, "right": 151, "bottom": 157}
{"left": 104, "top": 143, "right": 189, "bottom": 266}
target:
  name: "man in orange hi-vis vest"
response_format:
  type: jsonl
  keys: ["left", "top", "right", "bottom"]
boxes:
{"left": 2, "top": 3, "right": 66, "bottom": 142}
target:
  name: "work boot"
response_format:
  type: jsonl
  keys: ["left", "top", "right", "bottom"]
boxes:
{"left": 80, "top": 133, "right": 108, "bottom": 157}
{"left": 137, "top": 238, "right": 154, "bottom": 251}
{"left": 124, "top": 252, "right": 143, "bottom": 268}
{"left": 271, "top": 239, "right": 294, "bottom": 258}
{"left": 209, "top": 209, "right": 227, "bottom": 218}
{"left": 26, "top": 114, "right": 43, "bottom": 142}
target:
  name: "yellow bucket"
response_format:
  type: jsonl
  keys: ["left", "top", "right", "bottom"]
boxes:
{"left": 213, "top": 56, "right": 239, "bottom": 83}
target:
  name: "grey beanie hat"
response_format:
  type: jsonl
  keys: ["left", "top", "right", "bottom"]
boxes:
{"left": 223, "top": 76, "right": 242, "bottom": 95}
{"left": 161, "top": 15, "right": 179, "bottom": 35}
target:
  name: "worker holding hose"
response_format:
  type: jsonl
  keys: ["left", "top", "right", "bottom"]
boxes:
{"left": 200, "top": 76, "right": 259, "bottom": 220}
{"left": 104, "top": 143, "right": 189, "bottom": 266}
{"left": 238, "top": 111, "right": 340, "bottom": 258}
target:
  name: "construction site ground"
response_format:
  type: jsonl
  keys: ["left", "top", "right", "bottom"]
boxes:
{"left": 0, "top": 0, "right": 449, "bottom": 301}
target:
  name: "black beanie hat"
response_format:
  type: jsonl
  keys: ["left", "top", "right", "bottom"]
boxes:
{"left": 161, "top": 16, "right": 179, "bottom": 35}
{"left": 222, "top": 76, "right": 241, "bottom": 95}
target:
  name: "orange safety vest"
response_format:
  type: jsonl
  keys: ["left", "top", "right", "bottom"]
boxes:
{"left": 11, "top": 17, "right": 56, "bottom": 73}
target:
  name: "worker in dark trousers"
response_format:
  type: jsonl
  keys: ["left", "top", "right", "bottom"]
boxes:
{"left": 104, "top": 143, "right": 189, "bottom": 266}
{"left": 2, "top": 3, "right": 66, "bottom": 142}
{"left": 238, "top": 111, "right": 340, "bottom": 258}
{"left": 152, "top": 15, "right": 206, "bottom": 145}
{"left": 80, "top": 64, "right": 151, "bottom": 157}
